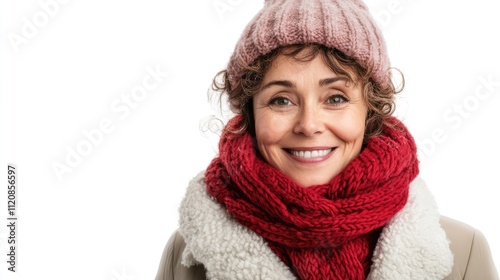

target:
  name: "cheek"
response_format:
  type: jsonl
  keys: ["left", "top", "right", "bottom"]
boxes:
{"left": 329, "top": 111, "right": 367, "bottom": 143}
{"left": 254, "top": 113, "right": 289, "bottom": 146}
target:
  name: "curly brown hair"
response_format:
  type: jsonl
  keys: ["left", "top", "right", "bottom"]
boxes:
{"left": 212, "top": 43, "right": 403, "bottom": 140}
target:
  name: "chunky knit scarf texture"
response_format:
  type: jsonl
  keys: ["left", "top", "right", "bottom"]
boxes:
{"left": 205, "top": 116, "right": 419, "bottom": 280}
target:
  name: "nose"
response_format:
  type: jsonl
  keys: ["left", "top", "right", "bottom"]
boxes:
{"left": 293, "top": 104, "right": 325, "bottom": 136}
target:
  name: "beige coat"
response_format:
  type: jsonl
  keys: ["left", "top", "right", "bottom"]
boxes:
{"left": 155, "top": 217, "right": 498, "bottom": 280}
{"left": 155, "top": 174, "right": 498, "bottom": 279}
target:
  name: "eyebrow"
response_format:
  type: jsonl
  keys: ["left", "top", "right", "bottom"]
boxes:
{"left": 318, "top": 77, "right": 347, "bottom": 87}
{"left": 260, "top": 80, "right": 294, "bottom": 91}
{"left": 260, "top": 77, "right": 347, "bottom": 91}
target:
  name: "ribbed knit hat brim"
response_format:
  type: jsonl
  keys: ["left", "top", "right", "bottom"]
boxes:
{"left": 226, "top": 0, "right": 390, "bottom": 90}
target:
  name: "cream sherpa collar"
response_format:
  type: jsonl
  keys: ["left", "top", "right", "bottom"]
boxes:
{"left": 179, "top": 173, "right": 453, "bottom": 279}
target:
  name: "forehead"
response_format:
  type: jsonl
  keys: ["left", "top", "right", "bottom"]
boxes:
{"left": 264, "top": 53, "right": 333, "bottom": 79}
{"left": 263, "top": 47, "right": 362, "bottom": 84}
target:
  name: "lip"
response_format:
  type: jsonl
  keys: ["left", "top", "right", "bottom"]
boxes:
{"left": 285, "top": 147, "right": 336, "bottom": 164}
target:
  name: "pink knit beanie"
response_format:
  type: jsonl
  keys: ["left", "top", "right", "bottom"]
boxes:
{"left": 226, "top": 0, "right": 391, "bottom": 90}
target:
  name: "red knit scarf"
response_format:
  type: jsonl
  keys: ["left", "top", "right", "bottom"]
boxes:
{"left": 205, "top": 115, "right": 419, "bottom": 280}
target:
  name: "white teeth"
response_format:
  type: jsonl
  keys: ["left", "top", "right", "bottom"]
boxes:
{"left": 291, "top": 149, "right": 332, "bottom": 158}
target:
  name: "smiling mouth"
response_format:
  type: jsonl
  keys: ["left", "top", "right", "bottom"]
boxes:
{"left": 287, "top": 148, "right": 334, "bottom": 159}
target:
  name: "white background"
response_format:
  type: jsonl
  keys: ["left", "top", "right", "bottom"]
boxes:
{"left": 1, "top": 0, "right": 499, "bottom": 279}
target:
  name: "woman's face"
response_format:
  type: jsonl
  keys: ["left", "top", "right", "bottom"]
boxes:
{"left": 253, "top": 51, "right": 368, "bottom": 187}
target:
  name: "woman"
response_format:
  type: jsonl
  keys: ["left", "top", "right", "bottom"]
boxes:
{"left": 156, "top": 0, "right": 498, "bottom": 279}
